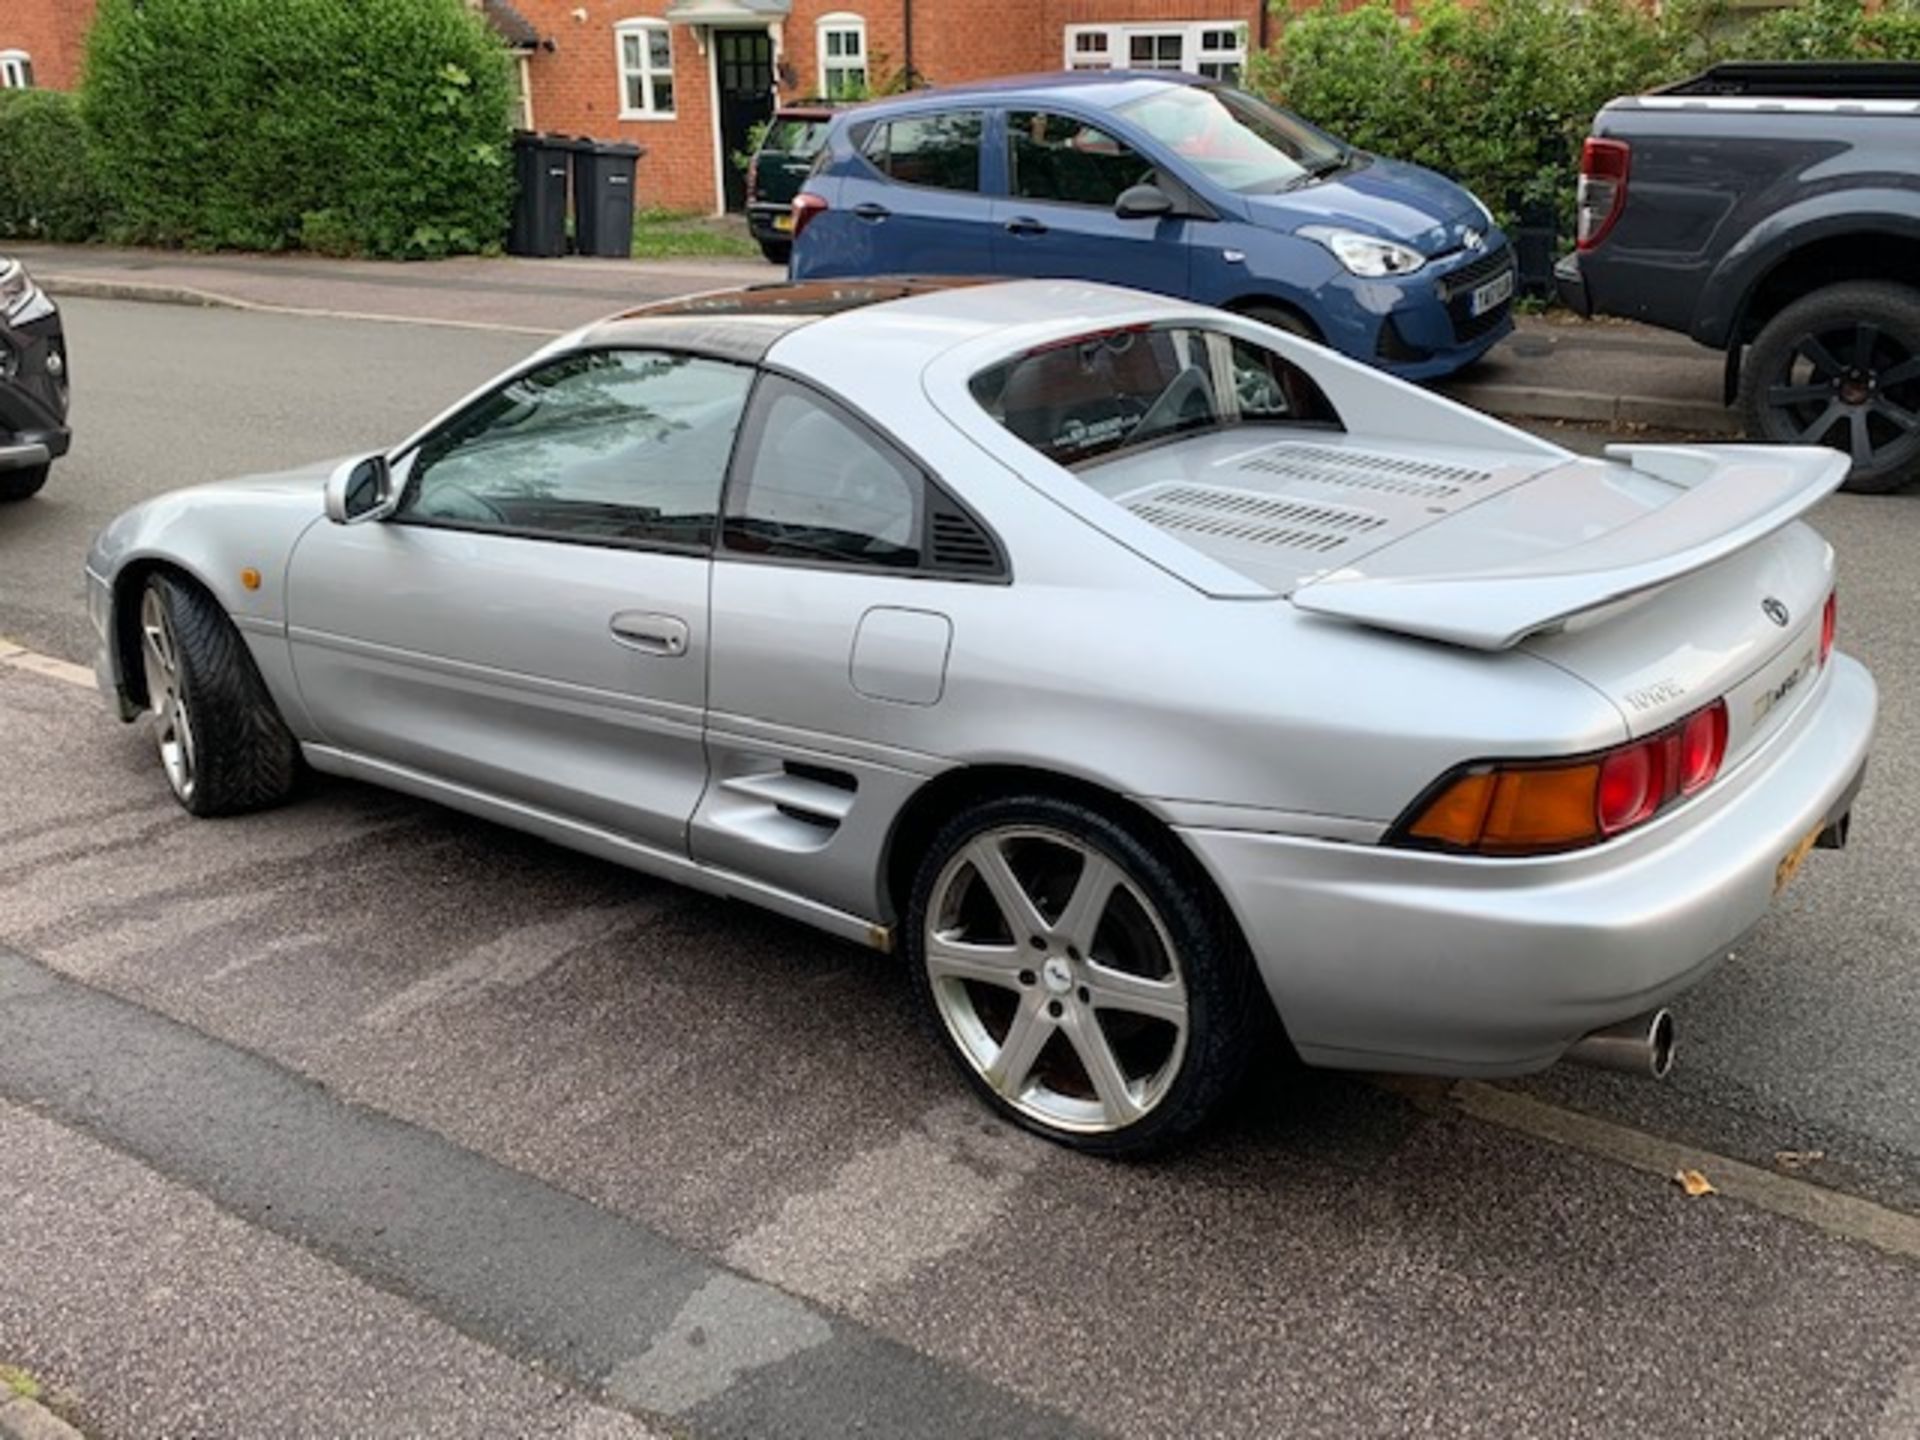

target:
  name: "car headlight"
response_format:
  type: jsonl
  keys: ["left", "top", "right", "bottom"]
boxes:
{"left": 0, "top": 258, "right": 42, "bottom": 321}
{"left": 1300, "top": 227, "right": 1427, "bottom": 278}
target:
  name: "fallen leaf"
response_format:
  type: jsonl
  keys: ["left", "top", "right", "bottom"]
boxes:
{"left": 1673, "top": 1168, "right": 1717, "bottom": 1197}
{"left": 1773, "top": 1149, "right": 1825, "bottom": 1171}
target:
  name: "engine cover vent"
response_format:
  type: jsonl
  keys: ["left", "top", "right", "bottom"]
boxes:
{"left": 1126, "top": 485, "right": 1387, "bottom": 554}
{"left": 1237, "top": 443, "right": 1493, "bottom": 499}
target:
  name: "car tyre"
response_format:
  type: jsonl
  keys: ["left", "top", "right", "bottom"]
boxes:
{"left": 138, "top": 572, "right": 300, "bottom": 817}
{"left": 1739, "top": 280, "right": 1920, "bottom": 494}
{"left": 758, "top": 238, "right": 792, "bottom": 266}
{"left": 905, "top": 792, "right": 1260, "bottom": 1157}
{"left": 0, "top": 464, "right": 49, "bottom": 501}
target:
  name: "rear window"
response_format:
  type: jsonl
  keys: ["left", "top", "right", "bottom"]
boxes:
{"left": 969, "top": 325, "right": 1339, "bottom": 467}
{"left": 859, "top": 110, "right": 984, "bottom": 192}
{"left": 763, "top": 117, "right": 830, "bottom": 156}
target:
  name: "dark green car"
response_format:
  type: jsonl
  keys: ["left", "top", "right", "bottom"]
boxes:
{"left": 746, "top": 104, "right": 838, "bottom": 265}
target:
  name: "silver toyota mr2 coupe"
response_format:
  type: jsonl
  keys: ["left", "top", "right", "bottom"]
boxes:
{"left": 86, "top": 279, "right": 1876, "bottom": 1154}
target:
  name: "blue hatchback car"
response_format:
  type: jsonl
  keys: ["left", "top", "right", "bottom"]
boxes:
{"left": 789, "top": 73, "right": 1515, "bottom": 380}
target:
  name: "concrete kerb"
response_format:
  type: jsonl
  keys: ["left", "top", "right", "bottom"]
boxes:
{"left": 0, "top": 1389, "right": 86, "bottom": 1440}
{"left": 41, "top": 272, "right": 1737, "bottom": 435}
{"left": 39, "top": 275, "right": 562, "bottom": 339}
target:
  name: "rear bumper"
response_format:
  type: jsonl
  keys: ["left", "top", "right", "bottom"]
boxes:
{"left": 746, "top": 204, "right": 793, "bottom": 244}
{"left": 1178, "top": 654, "right": 1876, "bottom": 1076}
{"left": 1553, "top": 251, "right": 1592, "bottom": 317}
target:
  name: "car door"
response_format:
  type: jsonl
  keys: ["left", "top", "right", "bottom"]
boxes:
{"left": 694, "top": 373, "right": 1007, "bottom": 920}
{"left": 992, "top": 108, "right": 1192, "bottom": 300}
{"left": 285, "top": 347, "right": 754, "bottom": 854}
{"left": 834, "top": 107, "right": 996, "bottom": 274}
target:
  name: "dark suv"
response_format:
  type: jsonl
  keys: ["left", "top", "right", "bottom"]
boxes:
{"left": 746, "top": 104, "right": 838, "bottom": 265}
{"left": 0, "top": 254, "right": 69, "bottom": 501}
{"left": 1557, "top": 63, "right": 1920, "bottom": 493}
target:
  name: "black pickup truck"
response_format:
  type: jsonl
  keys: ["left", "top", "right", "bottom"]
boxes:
{"left": 1556, "top": 62, "right": 1920, "bottom": 492}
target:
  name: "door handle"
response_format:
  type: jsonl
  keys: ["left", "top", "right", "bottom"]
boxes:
{"left": 1004, "top": 216, "right": 1048, "bottom": 237}
{"left": 851, "top": 202, "right": 891, "bottom": 221}
{"left": 609, "top": 611, "right": 690, "bottom": 657}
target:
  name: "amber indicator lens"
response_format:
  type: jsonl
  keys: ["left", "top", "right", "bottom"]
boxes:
{"left": 1397, "top": 696, "right": 1731, "bottom": 856}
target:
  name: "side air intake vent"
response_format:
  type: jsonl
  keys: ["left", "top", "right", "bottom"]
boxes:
{"left": 928, "top": 501, "right": 1004, "bottom": 575}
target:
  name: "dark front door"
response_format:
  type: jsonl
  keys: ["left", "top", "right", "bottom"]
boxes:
{"left": 715, "top": 29, "right": 774, "bottom": 212}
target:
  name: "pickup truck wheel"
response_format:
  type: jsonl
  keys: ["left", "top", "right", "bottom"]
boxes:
{"left": 758, "top": 238, "right": 791, "bottom": 266}
{"left": 0, "top": 464, "right": 48, "bottom": 501}
{"left": 1740, "top": 281, "right": 1920, "bottom": 494}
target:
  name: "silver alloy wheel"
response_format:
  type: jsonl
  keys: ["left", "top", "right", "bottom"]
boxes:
{"left": 924, "top": 824, "right": 1189, "bottom": 1134}
{"left": 139, "top": 585, "right": 197, "bottom": 803}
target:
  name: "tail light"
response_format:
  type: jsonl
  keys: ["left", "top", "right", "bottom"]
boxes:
{"left": 790, "top": 191, "right": 828, "bottom": 240}
{"left": 1820, "top": 590, "right": 1837, "bottom": 666}
{"left": 1576, "top": 138, "right": 1630, "bottom": 251}
{"left": 1395, "top": 698, "right": 1729, "bottom": 856}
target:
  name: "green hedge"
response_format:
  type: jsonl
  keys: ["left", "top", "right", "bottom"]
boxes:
{"left": 0, "top": 90, "right": 110, "bottom": 243}
{"left": 1252, "top": 0, "right": 1920, "bottom": 235}
{"left": 80, "top": 0, "right": 515, "bottom": 258}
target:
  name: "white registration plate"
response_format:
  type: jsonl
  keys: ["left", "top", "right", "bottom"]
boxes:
{"left": 1470, "top": 268, "right": 1515, "bottom": 316}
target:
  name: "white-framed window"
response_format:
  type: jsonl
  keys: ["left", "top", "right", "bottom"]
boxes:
{"left": 817, "top": 12, "right": 868, "bottom": 99}
{"left": 1195, "top": 25, "right": 1248, "bottom": 83}
{"left": 1062, "top": 23, "right": 1247, "bottom": 84}
{"left": 615, "top": 20, "right": 675, "bottom": 119}
{"left": 0, "top": 51, "right": 33, "bottom": 89}
{"left": 1066, "top": 29, "right": 1112, "bottom": 71}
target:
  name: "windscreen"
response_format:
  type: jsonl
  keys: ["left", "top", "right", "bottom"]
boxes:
{"left": 1113, "top": 86, "right": 1347, "bottom": 194}
{"left": 969, "top": 324, "right": 1340, "bottom": 468}
{"left": 765, "top": 117, "right": 831, "bottom": 156}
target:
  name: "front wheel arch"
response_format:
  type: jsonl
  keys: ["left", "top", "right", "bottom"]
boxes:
{"left": 1222, "top": 296, "right": 1324, "bottom": 342}
{"left": 113, "top": 558, "right": 210, "bottom": 711}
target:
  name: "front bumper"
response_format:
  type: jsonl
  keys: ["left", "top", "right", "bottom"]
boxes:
{"left": 1178, "top": 655, "right": 1877, "bottom": 1076}
{"left": 1, "top": 298, "right": 72, "bottom": 463}
{"left": 1315, "top": 242, "right": 1518, "bottom": 381}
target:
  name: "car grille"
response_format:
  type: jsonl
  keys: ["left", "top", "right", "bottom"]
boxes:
{"left": 1438, "top": 243, "right": 1516, "bottom": 344}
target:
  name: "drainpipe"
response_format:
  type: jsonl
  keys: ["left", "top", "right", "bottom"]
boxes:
{"left": 903, "top": 0, "right": 915, "bottom": 87}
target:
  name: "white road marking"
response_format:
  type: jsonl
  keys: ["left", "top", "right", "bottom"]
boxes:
{"left": 359, "top": 899, "right": 660, "bottom": 1031}
{"left": 39, "top": 889, "right": 286, "bottom": 980}
{"left": 606, "top": 1272, "right": 831, "bottom": 1416}
{"left": 725, "top": 1099, "right": 1048, "bottom": 1312}
{"left": 0, "top": 638, "right": 94, "bottom": 689}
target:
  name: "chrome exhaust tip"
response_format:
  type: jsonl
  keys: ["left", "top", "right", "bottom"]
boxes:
{"left": 1564, "top": 1008, "right": 1675, "bottom": 1079}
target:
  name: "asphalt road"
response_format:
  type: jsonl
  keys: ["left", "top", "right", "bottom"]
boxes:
{"left": 2, "top": 298, "right": 1918, "bottom": 1438}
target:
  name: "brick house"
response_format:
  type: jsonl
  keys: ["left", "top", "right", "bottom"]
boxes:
{"left": 500, "top": 0, "right": 1269, "bottom": 213}
{"left": 2, "top": 0, "right": 1268, "bottom": 215}
{"left": 0, "top": 0, "right": 98, "bottom": 93}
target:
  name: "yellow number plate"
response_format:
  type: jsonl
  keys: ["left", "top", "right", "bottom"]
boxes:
{"left": 1774, "top": 823, "right": 1823, "bottom": 895}
{"left": 773, "top": 214, "right": 794, "bottom": 233}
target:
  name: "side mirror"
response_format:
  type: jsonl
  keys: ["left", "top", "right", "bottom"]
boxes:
{"left": 325, "top": 453, "right": 397, "bottom": 525}
{"left": 1115, "top": 183, "right": 1176, "bottom": 221}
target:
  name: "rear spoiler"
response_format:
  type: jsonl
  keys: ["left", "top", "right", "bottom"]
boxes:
{"left": 1290, "top": 445, "right": 1848, "bottom": 651}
